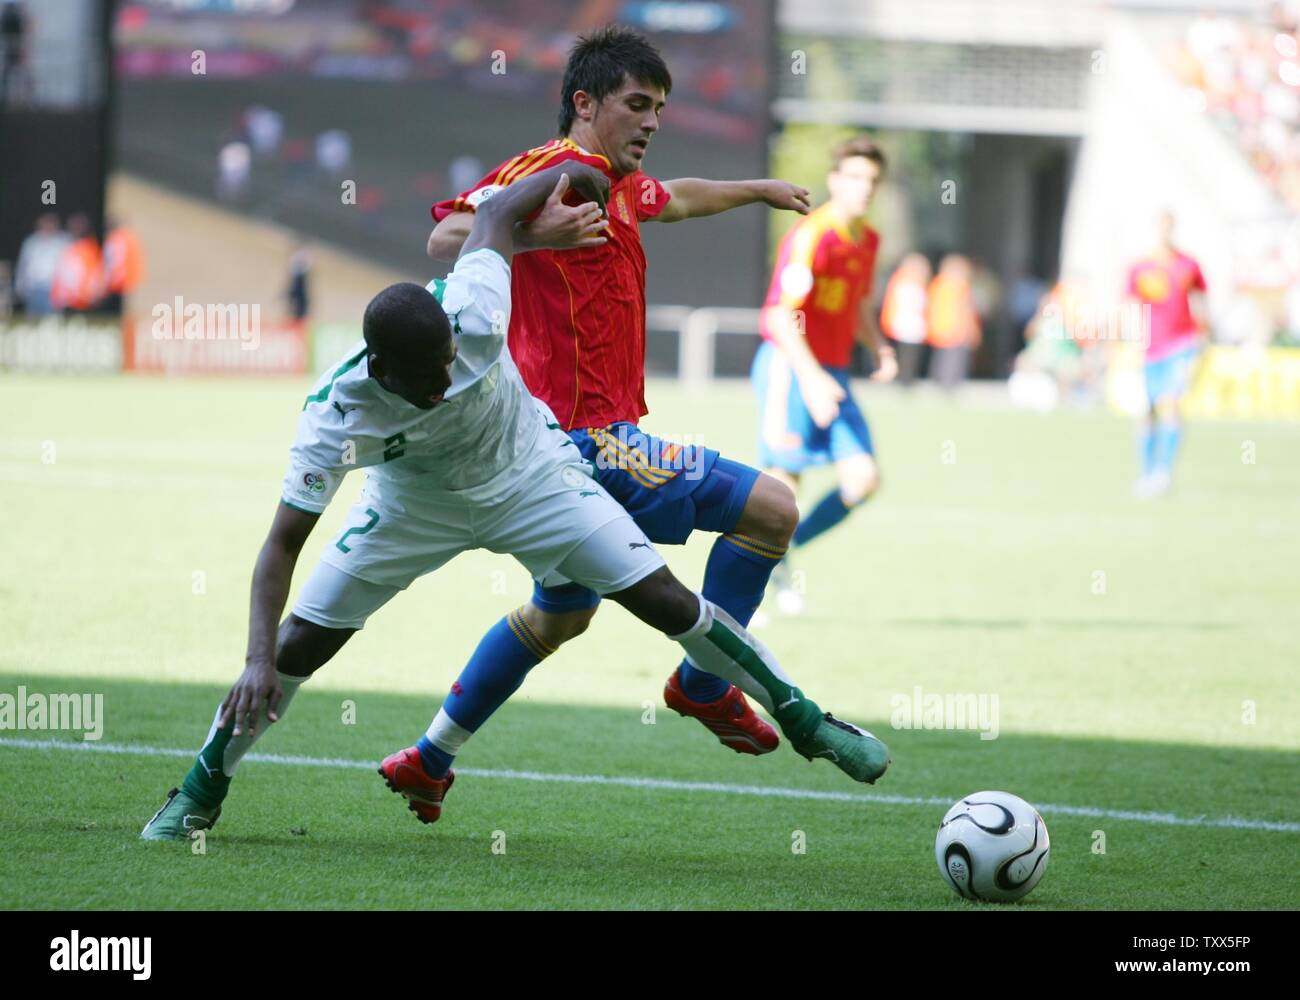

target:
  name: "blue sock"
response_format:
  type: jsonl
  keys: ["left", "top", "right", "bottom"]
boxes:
{"left": 677, "top": 532, "right": 786, "bottom": 703}
{"left": 1140, "top": 422, "right": 1157, "bottom": 477}
{"left": 415, "top": 735, "right": 455, "bottom": 779}
{"left": 416, "top": 608, "right": 550, "bottom": 778}
{"left": 793, "top": 489, "right": 855, "bottom": 548}
{"left": 1152, "top": 422, "right": 1181, "bottom": 475}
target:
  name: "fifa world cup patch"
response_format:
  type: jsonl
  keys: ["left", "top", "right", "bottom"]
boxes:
{"left": 466, "top": 185, "right": 503, "bottom": 208}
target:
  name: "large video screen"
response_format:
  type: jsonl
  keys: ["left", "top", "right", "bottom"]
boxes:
{"left": 113, "top": 0, "right": 775, "bottom": 307}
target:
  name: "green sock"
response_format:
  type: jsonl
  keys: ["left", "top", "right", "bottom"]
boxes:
{"left": 671, "top": 598, "right": 823, "bottom": 744}
{"left": 181, "top": 672, "right": 304, "bottom": 808}
{"left": 180, "top": 711, "right": 233, "bottom": 809}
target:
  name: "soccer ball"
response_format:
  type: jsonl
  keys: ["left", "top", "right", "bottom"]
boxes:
{"left": 935, "top": 791, "right": 1050, "bottom": 903}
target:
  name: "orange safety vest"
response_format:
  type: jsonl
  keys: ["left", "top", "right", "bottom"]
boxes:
{"left": 50, "top": 238, "right": 103, "bottom": 311}
{"left": 926, "top": 275, "right": 980, "bottom": 348}
{"left": 103, "top": 227, "right": 145, "bottom": 294}
{"left": 881, "top": 271, "right": 928, "bottom": 344}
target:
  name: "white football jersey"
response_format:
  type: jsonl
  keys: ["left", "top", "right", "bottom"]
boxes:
{"left": 281, "top": 249, "right": 564, "bottom": 514}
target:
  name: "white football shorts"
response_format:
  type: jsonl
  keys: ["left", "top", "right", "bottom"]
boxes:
{"left": 292, "top": 442, "right": 665, "bottom": 630}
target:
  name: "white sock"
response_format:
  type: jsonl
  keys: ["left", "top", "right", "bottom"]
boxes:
{"left": 425, "top": 707, "right": 473, "bottom": 756}
{"left": 668, "top": 595, "right": 798, "bottom": 714}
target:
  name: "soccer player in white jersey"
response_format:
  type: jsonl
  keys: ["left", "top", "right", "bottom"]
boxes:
{"left": 141, "top": 161, "right": 889, "bottom": 840}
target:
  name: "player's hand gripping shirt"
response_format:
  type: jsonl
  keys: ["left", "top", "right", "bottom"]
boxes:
{"left": 760, "top": 203, "right": 880, "bottom": 369}
{"left": 281, "top": 249, "right": 555, "bottom": 514}
{"left": 432, "top": 138, "right": 670, "bottom": 430}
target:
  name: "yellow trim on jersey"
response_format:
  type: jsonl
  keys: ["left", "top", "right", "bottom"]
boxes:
{"left": 558, "top": 137, "right": 612, "bottom": 170}
{"left": 499, "top": 141, "right": 566, "bottom": 186}
{"left": 500, "top": 147, "right": 570, "bottom": 192}
{"left": 552, "top": 257, "right": 584, "bottom": 428}
{"left": 491, "top": 151, "right": 532, "bottom": 186}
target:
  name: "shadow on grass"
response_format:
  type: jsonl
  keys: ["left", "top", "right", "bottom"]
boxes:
{"left": 0, "top": 672, "right": 1294, "bottom": 825}
{"left": 1, "top": 673, "right": 1296, "bottom": 909}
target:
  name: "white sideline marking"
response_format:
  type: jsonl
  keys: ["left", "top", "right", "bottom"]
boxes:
{"left": 2, "top": 736, "right": 1298, "bottom": 834}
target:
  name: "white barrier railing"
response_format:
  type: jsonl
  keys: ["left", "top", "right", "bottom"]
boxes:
{"left": 646, "top": 304, "right": 763, "bottom": 384}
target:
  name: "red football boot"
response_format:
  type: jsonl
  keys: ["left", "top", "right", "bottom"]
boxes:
{"left": 664, "top": 670, "right": 780, "bottom": 755}
{"left": 378, "top": 747, "right": 455, "bottom": 825}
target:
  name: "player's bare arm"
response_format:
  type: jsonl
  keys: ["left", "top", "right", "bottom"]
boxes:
{"left": 427, "top": 179, "right": 610, "bottom": 261}
{"left": 857, "top": 296, "right": 897, "bottom": 383}
{"left": 653, "top": 178, "right": 811, "bottom": 223}
{"left": 764, "top": 302, "right": 845, "bottom": 427}
{"left": 461, "top": 162, "right": 609, "bottom": 263}
{"left": 218, "top": 501, "right": 319, "bottom": 738}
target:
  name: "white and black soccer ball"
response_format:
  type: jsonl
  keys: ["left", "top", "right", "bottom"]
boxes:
{"left": 935, "top": 791, "right": 1050, "bottom": 903}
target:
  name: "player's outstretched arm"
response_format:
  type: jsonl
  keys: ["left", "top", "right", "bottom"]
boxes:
{"left": 460, "top": 162, "right": 609, "bottom": 263}
{"left": 427, "top": 193, "right": 609, "bottom": 261}
{"left": 218, "top": 501, "right": 319, "bottom": 737}
{"left": 655, "top": 178, "right": 811, "bottom": 223}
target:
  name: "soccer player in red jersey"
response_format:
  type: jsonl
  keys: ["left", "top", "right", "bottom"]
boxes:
{"left": 1124, "top": 210, "right": 1208, "bottom": 497}
{"left": 752, "top": 136, "right": 896, "bottom": 612}
{"left": 426, "top": 26, "right": 823, "bottom": 758}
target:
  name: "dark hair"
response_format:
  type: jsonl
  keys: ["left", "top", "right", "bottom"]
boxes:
{"left": 363, "top": 282, "right": 449, "bottom": 360}
{"left": 558, "top": 24, "right": 672, "bottom": 136}
{"left": 832, "top": 135, "right": 887, "bottom": 174}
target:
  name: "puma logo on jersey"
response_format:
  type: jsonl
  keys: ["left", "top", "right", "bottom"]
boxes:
{"left": 628, "top": 541, "right": 651, "bottom": 550}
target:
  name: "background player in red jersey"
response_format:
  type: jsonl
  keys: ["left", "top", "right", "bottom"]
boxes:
{"left": 752, "top": 136, "right": 896, "bottom": 613}
{"left": 426, "top": 26, "right": 816, "bottom": 758}
{"left": 1124, "top": 210, "right": 1209, "bottom": 498}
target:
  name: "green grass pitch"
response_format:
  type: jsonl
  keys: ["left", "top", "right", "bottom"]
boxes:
{"left": 1, "top": 373, "right": 1297, "bottom": 909}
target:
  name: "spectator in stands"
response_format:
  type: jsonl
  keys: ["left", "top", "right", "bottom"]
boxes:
{"left": 0, "top": 0, "right": 26, "bottom": 109}
{"left": 217, "top": 141, "right": 252, "bottom": 204}
{"left": 315, "top": 129, "right": 352, "bottom": 178}
{"left": 285, "top": 242, "right": 311, "bottom": 324}
{"left": 13, "top": 213, "right": 69, "bottom": 317}
{"left": 50, "top": 213, "right": 103, "bottom": 314}
{"left": 102, "top": 217, "right": 145, "bottom": 317}
{"left": 926, "top": 254, "right": 981, "bottom": 390}
{"left": 244, "top": 105, "right": 284, "bottom": 158}
{"left": 880, "top": 252, "right": 930, "bottom": 386}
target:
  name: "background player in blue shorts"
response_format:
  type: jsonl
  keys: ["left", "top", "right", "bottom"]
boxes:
{"left": 753, "top": 136, "right": 897, "bottom": 612}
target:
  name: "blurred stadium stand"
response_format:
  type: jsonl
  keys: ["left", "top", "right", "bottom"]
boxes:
{"left": 2, "top": 0, "right": 1296, "bottom": 397}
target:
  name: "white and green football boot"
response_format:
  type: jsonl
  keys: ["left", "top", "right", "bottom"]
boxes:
{"left": 791, "top": 713, "right": 891, "bottom": 784}
{"left": 140, "top": 787, "right": 222, "bottom": 841}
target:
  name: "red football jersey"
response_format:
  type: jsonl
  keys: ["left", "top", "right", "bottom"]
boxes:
{"left": 1125, "top": 251, "right": 1205, "bottom": 361}
{"left": 432, "top": 138, "right": 670, "bottom": 429}
{"left": 760, "top": 203, "right": 879, "bottom": 369}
